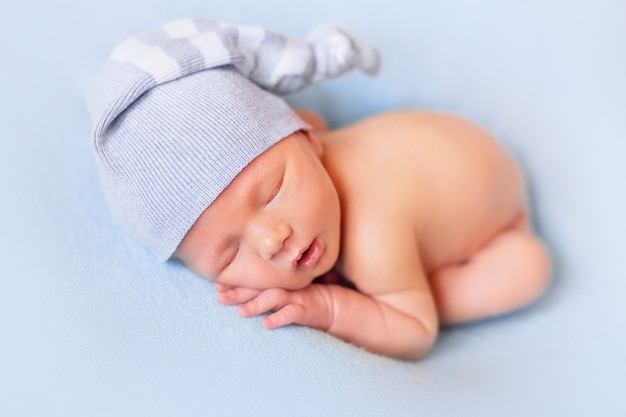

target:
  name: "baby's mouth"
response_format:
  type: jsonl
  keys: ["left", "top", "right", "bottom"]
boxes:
{"left": 296, "top": 239, "right": 323, "bottom": 269}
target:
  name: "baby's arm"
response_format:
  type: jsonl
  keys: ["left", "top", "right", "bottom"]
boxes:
{"left": 218, "top": 279, "right": 438, "bottom": 360}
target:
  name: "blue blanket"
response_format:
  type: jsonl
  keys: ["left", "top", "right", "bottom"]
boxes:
{"left": 2, "top": 0, "right": 625, "bottom": 416}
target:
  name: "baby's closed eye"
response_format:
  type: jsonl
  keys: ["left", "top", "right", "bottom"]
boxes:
{"left": 222, "top": 243, "right": 241, "bottom": 271}
{"left": 265, "top": 169, "right": 285, "bottom": 206}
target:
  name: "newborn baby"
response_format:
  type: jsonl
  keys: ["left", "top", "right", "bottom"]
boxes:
{"left": 176, "top": 109, "right": 551, "bottom": 359}
{"left": 88, "top": 18, "right": 550, "bottom": 359}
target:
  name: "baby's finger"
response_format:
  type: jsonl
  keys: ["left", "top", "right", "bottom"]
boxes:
{"left": 262, "top": 304, "right": 306, "bottom": 329}
{"left": 217, "top": 287, "right": 262, "bottom": 305}
{"left": 238, "top": 288, "right": 292, "bottom": 317}
{"left": 214, "top": 283, "right": 235, "bottom": 292}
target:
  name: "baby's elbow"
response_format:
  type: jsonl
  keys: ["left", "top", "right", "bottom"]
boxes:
{"left": 395, "top": 320, "right": 439, "bottom": 361}
{"left": 398, "top": 334, "right": 437, "bottom": 361}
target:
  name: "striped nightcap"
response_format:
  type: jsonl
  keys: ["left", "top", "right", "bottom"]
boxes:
{"left": 87, "top": 18, "right": 380, "bottom": 261}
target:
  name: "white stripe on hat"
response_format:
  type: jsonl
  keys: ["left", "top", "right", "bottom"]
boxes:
{"left": 110, "top": 38, "right": 182, "bottom": 82}
{"left": 161, "top": 18, "right": 199, "bottom": 38}
{"left": 187, "top": 31, "right": 233, "bottom": 68}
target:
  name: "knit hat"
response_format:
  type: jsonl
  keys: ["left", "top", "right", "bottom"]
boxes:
{"left": 87, "top": 18, "right": 380, "bottom": 261}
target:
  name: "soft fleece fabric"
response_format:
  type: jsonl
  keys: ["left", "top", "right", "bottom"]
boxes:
{"left": 2, "top": 1, "right": 625, "bottom": 416}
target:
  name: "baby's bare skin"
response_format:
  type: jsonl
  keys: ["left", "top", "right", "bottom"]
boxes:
{"left": 176, "top": 110, "right": 551, "bottom": 360}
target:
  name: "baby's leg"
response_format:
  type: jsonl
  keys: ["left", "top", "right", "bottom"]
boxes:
{"left": 429, "top": 215, "right": 551, "bottom": 325}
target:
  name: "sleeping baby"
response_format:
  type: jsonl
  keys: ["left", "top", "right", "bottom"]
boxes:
{"left": 88, "top": 18, "right": 550, "bottom": 359}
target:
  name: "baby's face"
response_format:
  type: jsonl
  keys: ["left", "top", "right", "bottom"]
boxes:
{"left": 175, "top": 131, "right": 341, "bottom": 290}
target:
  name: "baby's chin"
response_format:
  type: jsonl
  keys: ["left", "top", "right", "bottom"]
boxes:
{"left": 286, "top": 274, "right": 319, "bottom": 290}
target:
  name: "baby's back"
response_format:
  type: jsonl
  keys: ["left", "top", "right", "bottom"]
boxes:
{"left": 321, "top": 110, "right": 525, "bottom": 276}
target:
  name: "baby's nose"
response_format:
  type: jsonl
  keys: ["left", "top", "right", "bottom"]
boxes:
{"left": 247, "top": 217, "right": 292, "bottom": 260}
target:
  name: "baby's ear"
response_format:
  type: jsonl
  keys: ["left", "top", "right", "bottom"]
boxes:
{"left": 302, "top": 130, "right": 324, "bottom": 158}
{"left": 294, "top": 108, "right": 327, "bottom": 131}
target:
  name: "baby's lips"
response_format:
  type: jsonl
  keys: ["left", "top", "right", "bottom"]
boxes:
{"left": 297, "top": 239, "right": 324, "bottom": 269}
{"left": 289, "top": 241, "right": 311, "bottom": 269}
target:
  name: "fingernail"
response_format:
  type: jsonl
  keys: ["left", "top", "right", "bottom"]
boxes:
{"left": 237, "top": 305, "right": 248, "bottom": 316}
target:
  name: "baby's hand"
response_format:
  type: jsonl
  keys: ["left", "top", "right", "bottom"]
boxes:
{"left": 219, "top": 284, "right": 334, "bottom": 331}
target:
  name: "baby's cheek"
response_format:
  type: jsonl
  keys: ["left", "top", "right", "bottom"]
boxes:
{"left": 182, "top": 259, "right": 221, "bottom": 283}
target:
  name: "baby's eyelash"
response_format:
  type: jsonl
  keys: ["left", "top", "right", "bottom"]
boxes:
{"left": 224, "top": 244, "right": 240, "bottom": 268}
{"left": 267, "top": 172, "right": 284, "bottom": 204}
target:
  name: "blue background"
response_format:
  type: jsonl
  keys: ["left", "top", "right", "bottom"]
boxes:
{"left": 2, "top": 0, "right": 625, "bottom": 416}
